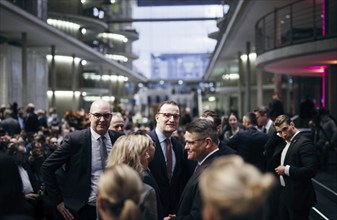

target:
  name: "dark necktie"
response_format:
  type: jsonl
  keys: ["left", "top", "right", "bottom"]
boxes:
{"left": 166, "top": 138, "right": 173, "bottom": 179}
{"left": 263, "top": 127, "right": 267, "bottom": 133}
{"left": 100, "top": 136, "right": 108, "bottom": 169}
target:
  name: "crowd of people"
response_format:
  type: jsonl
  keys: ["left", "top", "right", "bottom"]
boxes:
{"left": 0, "top": 99, "right": 336, "bottom": 220}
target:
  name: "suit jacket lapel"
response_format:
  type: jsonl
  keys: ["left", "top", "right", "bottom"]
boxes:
{"left": 84, "top": 128, "right": 92, "bottom": 171}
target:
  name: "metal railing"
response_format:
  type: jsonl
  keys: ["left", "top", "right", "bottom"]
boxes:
{"left": 255, "top": 0, "right": 337, "bottom": 54}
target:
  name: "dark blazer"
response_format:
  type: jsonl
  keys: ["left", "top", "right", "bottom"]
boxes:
{"left": 0, "top": 117, "right": 21, "bottom": 136}
{"left": 229, "top": 127, "right": 268, "bottom": 171}
{"left": 148, "top": 130, "right": 185, "bottom": 216}
{"left": 40, "top": 128, "right": 122, "bottom": 212}
{"left": 143, "top": 169, "right": 163, "bottom": 220}
{"left": 264, "top": 131, "right": 285, "bottom": 173}
{"left": 173, "top": 150, "right": 222, "bottom": 220}
{"left": 281, "top": 132, "right": 318, "bottom": 210}
{"left": 182, "top": 140, "right": 236, "bottom": 186}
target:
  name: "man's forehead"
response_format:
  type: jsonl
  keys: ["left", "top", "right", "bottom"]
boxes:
{"left": 160, "top": 104, "right": 179, "bottom": 111}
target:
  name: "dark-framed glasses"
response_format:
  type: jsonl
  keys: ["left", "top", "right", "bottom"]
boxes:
{"left": 90, "top": 112, "right": 112, "bottom": 120}
{"left": 185, "top": 138, "right": 206, "bottom": 146}
{"left": 158, "top": 113, "right": 180, "bottom": 119}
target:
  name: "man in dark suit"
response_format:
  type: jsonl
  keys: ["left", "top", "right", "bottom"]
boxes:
{"left": 165, "top": 118, "right": 223, "bottom": 220}
{"left": 41, "top": 100, "right": 123, "bottom": 220}
{"left": 24, "top": 103, "right": 40, "bottom": 139}
{"left": 274, "top": 114, "right": 318, "bottom": 220}
{"left": 148, "top": 100, "right": 185, "bottom": 217}
{"left": 0, "top": 109, "right": 21, "bottom": 136}
{"left": 229, "top": 112, "right": 268, "bottom": 172}
{"left": 255, "top": 105, "right": 275, "bottom": 135}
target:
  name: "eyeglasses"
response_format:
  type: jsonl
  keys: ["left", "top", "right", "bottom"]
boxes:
{"left": 90, "top": 112, "right": 112, "bottom": 120}
{"left": 158, "top": 113, "right": 180, "bottom": 119}
{"left": 185, "top": 138, "right": 206, "bottom": 146}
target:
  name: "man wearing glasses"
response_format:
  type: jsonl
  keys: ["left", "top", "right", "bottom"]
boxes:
{"left": 148, "top": 100, "right": 185, "bottom": 218}
{"left": 164, "top": 118, "right": 222, "bottom": 220}
{"left": 41, "top": 99, "right": 123, "bottom": 220}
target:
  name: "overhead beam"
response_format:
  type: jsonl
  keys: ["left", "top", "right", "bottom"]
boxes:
{"left": 107, "top": 17, "right": 220, "bottom": 23}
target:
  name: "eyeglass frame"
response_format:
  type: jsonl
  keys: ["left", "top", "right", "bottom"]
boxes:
{"left": 157, "top": 112, "right": 180, "bottom": 119}
{"left": 185, "top": 138, "right": 207, "bottom": 146}
{"left": 90, "top": 112, "right": 113, "bottom": 120}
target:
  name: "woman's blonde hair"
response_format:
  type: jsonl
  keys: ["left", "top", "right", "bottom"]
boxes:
{"left": 106, "top": 133, "right": 152, "bottom": 176}
{"left": 199, "top": 155, "right": 276, "bottom": 220}
{"left": 97, "top": 164, "right": 142, "bottom": 220}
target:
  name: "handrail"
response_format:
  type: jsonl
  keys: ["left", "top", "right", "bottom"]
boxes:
{"left": 255, "top": 0, "right": 337, "bottom": 54}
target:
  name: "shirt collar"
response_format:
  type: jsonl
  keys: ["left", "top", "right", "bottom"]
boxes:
{"left": 90, "top": 127, "right": 109, "bottom": 140}
{"left": 286, "top": 130, "right": 301, "bottom": 144}
{"left": 265, "top": 119, "right": 273, "bottom": 130}
{"left": 198, "top": 148, "right": 219, "bottom": 165}
{"left": 155, "top": 127, "right": 169, "bottom": 143}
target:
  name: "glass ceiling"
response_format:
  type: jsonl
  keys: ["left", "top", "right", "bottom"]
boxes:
{"left": 132, "top": 3, "right": 225, "bottom": 79}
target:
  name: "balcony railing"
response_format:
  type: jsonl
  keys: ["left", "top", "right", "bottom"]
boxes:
{"left": 255, "top": 0, "right": 337, "bottom": 54}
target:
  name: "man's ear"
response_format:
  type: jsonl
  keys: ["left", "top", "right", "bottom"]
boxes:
{"left": 216, "top": 125, "right": 221, "bottom": 132}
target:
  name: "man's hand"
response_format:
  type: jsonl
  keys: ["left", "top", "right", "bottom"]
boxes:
{"left": 164, "top": 214, "right": 176, "bottom": 220}
{"left": 57, "top": 202, "right": 74, "bottom": 220}
{"left": 275, "top": 165, "right": 285, "bottom": 175}
{"left": 25, "top": 193, "right": 39, "bottom": 201}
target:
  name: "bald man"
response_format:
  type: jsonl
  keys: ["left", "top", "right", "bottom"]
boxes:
{"left": 109, "top": 113, "right": 125, "bottom": 132}
{"left": 41, "top": 100, "right": 123, "bottom": 220}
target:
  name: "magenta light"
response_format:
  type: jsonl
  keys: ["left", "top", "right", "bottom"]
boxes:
{"left": 321, "top": 67, "right": 327, "bottom": 107}
{"left": 322, "top": 0, "right": 326, "bottom": 36}
{"left": 304, "top": 65, "right": 327, "bottom": 71}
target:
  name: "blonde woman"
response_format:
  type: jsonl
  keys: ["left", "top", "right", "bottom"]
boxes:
{"left": 97, "top": 164, "right": 142, "bottom": 220}
{"left": 106, "top": 133, "right": 158, "bottom": 220}
{"left": 199, "top": 155, "right": 276, "bottom": 220}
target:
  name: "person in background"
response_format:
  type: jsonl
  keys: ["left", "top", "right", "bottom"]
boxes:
{"left": 97, "top": 164, "right": 143, "bottom": 220}
{"left": 199, "top": 155, "right": 276, "bottom": 220}
{"left": 229, "top": 112, "right": 268, "bottom": 172}
{"left": 254, "top": 106, "right": 275, "bottom": 135}
{"left": 180, "top": 107, "right": 193, "bottom": 127}
{"left": 0, "top": 153, "right": 35, "bottom": 219}
{"left": 269, "top": 93, "right": 284, "bottom": 121}
{"left": 46, "top": 137, "right": 59, "bottom": 158}
{"left": 274, "top": 114, "right": 318, "bottom": 220}
{"left": 7, "top": 143, "right": 51, "bottom": 219}
{"left": 148, "top": 101, "right": 185, "bottom": 217}
{"left": 109, "top": 113, "right": 125, "bottom": 132}
{"left": 223, "top": 112, "right": 240, "bottom": 141}
{"left": 24, "top": 103, "right": 39, "bottom": 140}
{"left": 0, "top": 108, "right": 21, "bottom": 136}
{"left": 41, "top": 99, "right": 123, "bottom": 220}
{"left": 311, "top": 107, "right": 337, "bottom": 169}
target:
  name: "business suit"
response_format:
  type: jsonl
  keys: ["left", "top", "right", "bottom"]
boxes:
{"left": 144, "top": 169, "right": 163, "bottom": 220}
{"left": 279, "top": 132, "right": 318, "bottom": 220}
{"left": 229, "top": 127, "right": 268, "bottom": 171}
{"left": 148, "top": 129, "right": 184, "bottom": 216}
{"left": 41, "top": 128, "right": 122, "bottom": 214}
{"left": 182, "top": 140, "right": 236, "bottom": 186}
{"left": 0, "top": 117, "right": 21, "bottom": 136}
{"left": 173, "top": 150, "right": 222, "bottom": 220}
